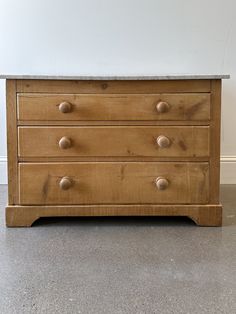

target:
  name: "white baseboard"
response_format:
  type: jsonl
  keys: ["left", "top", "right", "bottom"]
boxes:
{"left": 220, "top": 156, "right": 236, "bottom": 184}
{"left": 0, "top": 155, "right": 236, "bottom": 185}
{"left": 0, "top": 156, "right": 7, "bottom": 184}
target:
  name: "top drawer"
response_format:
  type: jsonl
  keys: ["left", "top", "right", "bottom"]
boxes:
{"left": 17, "top": 93, "right": 210, "bottom": 121}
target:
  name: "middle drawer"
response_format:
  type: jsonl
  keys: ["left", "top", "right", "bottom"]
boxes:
{"left": 18, "top": 126, "right": 209, "bottom": 158}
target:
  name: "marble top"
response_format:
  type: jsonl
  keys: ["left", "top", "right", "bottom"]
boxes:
{"left": 0, "top": 74, "right": 230, "bottom": 80}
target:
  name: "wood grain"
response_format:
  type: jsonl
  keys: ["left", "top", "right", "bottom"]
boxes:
{"left": 6, "top": 204, "right": 222, "bottom": 227}
{"left": 16, "top": 80, "right": 211, "bottom": 93}
{"left": 209, "top": 80, "right": 221, "bottom": 203}
{"left": 6, "top": 80, "right": 18, "bottom": 204}
{"left": 17, "top": 93, "right": 211, "bottom": 121}
{"left": 17, "top": 120, "right": 210, "bottom": 126}
{"left": 4, "top": 78, "right": 223, "bottom": 227}
{"left": 18, "top": 126, "right": 210, "bottom": 158}
{"left": 18, "top": 162, "right": 209, "bottom": 205}
{"left": 18, "top": 156, "right": 210, "bottom": 163}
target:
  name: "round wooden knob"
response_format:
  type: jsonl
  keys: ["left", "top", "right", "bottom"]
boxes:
{"left": 59, "top": 177, "right": 73, "bottom": 190}
{"left": 156, "top": 135, "right": 171, "bottom": 148}
{"left": 59, "top": 136, "right": 72, "bottom": 149}
{"left": 156, "top": 101, "right": 169, "bottom": 113}
{"left": 59, "top": 101, "right": 72, "bottom": 113}
{"left": 155, "top": 177, "right": 169, "bottom": 190}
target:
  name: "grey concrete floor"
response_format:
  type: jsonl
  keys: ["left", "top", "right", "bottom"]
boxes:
{"left": 0, "top": 185, "right": 235, "bottom": 314}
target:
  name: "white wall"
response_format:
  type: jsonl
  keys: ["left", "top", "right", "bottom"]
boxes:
{"left": 0, "top": 0, "right": 235, "bottom": 183}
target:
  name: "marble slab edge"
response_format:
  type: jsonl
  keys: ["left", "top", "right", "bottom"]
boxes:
{"left": 0, "top": 74, "right": 230, "bottom": 80}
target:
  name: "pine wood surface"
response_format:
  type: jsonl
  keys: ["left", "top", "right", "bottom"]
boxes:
{"left": 5, "top": 78, "right": 223, "bottom": 226}
{"left": 6, "top": 204, "right": 222, "bottom": 227}
{"left": 17, "top": 93, "right": 210, "bottom": 121}
{"left": 18, "top": 126, "right": 209, "bottom": 158}
{"left": 18, "top": 162, "right": 209, "bottom": 205}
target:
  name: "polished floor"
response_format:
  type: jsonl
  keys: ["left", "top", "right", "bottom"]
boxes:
{"left": 0, "top": 185, "right": 235, "bottom": 314}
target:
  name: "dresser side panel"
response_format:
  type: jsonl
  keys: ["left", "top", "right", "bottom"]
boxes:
{"left": 209, "top": 80, "right": 221, "bottom": 203}
{"left": 6, "top": 80, "right": 18, "bottom": 204}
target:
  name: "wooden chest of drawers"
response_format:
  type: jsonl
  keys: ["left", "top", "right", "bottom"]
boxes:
{"left": 3, "top": 75, "right": 228, "bottom": 227}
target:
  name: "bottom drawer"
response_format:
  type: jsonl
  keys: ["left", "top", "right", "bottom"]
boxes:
{"left": 18, "top": 162, "right": 209, "bottom": 205}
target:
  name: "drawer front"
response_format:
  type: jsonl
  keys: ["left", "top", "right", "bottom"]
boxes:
{"left": 17, "top": 93, "right": 210, "bottom": 121}
{"left": 18, "top": 126, "right": 210, "bottom": 158}
{"left": 18, "top": 162, "right": 209, "bottom": 205}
